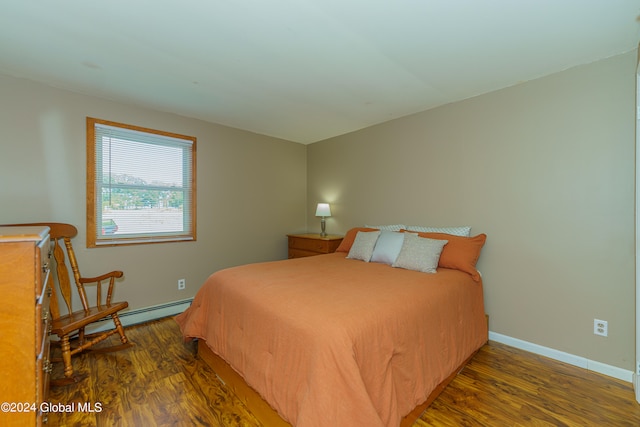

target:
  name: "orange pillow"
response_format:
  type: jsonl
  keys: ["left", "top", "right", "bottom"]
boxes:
{"left": 335, "top": 227, "right": 379, "bottom": 253}
{"left": 401, "top": 230, "right": 487, "bottom": 281}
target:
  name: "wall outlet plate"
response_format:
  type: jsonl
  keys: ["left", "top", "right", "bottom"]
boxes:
{"left": 594, "top": 319, "right": 608, "bottom": 337}
{"left": 178, "top": 279, "right": 186, "bottom": 290}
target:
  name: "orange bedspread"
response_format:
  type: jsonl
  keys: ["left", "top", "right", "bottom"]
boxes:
{"left": 175, "top": 252, "right": 487, "bottom": 427}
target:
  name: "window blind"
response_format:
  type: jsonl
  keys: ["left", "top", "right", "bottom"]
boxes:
{"left": 89, "top": 118, "right": 196, "bottom": 246}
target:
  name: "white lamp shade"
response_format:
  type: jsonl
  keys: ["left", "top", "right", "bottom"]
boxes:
{"left": 315, "top": 203, "right": 331, "bottom": 217}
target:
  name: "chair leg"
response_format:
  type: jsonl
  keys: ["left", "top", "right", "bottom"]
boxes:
{"left": 50, "top": 335, "right": 87, "bottom": 387}
{"left": 83, "top": 314, "right": 133, "bottom": 354}
{"left": 60, "top": 335, "right": 73, "bottom": 378}
{"left": 78, "top": 327, "right": 85, "bottom": 346}
{"left": 112, "top": 313, "right": 130, "bottom": 345}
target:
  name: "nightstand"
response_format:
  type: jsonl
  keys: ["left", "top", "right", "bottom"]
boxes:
{"left": 287, "top": 233, "right": 344, "bottom": 259}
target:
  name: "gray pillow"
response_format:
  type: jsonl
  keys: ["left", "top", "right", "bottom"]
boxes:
{"left": 370, "top": 230, "right": 406, "bottom": 264}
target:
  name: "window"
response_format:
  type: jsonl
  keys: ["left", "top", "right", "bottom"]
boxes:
{"left": 87, "top": 117, "right": 196, "bottom": 247}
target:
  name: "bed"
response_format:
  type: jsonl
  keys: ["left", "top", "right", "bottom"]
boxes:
{"left": 175, "top": 227, "right": 488, "bottom": 427}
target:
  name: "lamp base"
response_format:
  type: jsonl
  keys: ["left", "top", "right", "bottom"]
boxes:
{"left": 320, "top": 217, "right": 327, "bottom": 237}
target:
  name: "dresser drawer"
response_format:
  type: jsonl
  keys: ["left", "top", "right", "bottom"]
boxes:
{"left": 36, "top": 337, "right": 51, "bottom": 411}
{"left": 36, "top": 283, "right": 52, "bottom": 356}
{"left": 36, "top": 235, "right": 50, "bottom": 298}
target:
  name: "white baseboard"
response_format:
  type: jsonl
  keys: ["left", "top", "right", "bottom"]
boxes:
{"left": 85, "top": 298, "right": 193, "bottom": 335}
{"left": 489, "top": 331, "right": 634, "bottom": 383}
{"left": 635, "top": 372, "right": 640, "bottom": 403}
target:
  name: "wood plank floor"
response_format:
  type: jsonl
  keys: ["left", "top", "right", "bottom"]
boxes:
{"left": 48, "top": 317, "right": 640, "bottom": 426}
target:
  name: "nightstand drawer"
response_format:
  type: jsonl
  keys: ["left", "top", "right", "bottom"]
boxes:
{"left": 288, "top": 248, "right": 321, "bottom": 259}
{"left": 287, "top": 234, "right": 343, "bottom": 258}
{"left": 288, "top": 236, "right": 334, "bottom": 252}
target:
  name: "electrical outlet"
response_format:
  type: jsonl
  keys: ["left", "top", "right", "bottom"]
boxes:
{"left": 178, "top": 278, "right": 186, "bottom": 290}
{"left": 593, "top": 319, "right": 608, "bottom": 337}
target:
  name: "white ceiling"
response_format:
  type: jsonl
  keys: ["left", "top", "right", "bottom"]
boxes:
{"left": 1, "top": 1, "right": 639, "bottom": 144}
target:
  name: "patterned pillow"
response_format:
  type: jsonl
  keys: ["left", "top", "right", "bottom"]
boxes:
{"left": 405, "top": 225, "right": 471, "bottom": 237}
{"left": 407, "top": 232, "right": 487, "bottom": 281}
{"left": 364, "top": 224, "right": 406, "bottom": 232}
{"left": 346, "top": 231, "right": 381, "bottom": 262}
{"left": 392, "top": 234, "right": 448, "bottom": 273}
{"left": 336, "top": 227, "right": 379, "bottom": 253}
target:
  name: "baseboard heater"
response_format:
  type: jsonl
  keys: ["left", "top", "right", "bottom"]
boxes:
{"left": 85, "top": 298, "right": 193, "bottom": 334}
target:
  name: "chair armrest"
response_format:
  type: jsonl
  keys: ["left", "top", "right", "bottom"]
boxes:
{"left": 79, "top": 270, "right": 124, "bottom": 284}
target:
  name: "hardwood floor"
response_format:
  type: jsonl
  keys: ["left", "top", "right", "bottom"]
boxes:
{"left": 48, "top": 317, "right": 640, "bottom": 426}
{"left": 418, "top": 344, "right": 640, "bottom": 426}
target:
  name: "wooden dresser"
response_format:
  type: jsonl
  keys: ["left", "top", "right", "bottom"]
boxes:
{"left": 0, "top": 226, "right": 52, "bottom": 426}
{"left": 287, "top": 233, "right": 343, "bottom": 258}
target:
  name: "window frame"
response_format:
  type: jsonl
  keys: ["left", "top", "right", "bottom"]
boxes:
{"left": 86, "top": 117, "right": 197, "bottom": 247}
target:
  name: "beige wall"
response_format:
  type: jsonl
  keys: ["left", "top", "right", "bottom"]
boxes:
{"left": 307, "top": 51, "right": 636, "bottom": 371}
{"left": 0, "top": 74, "right": 307, "bottom": 310}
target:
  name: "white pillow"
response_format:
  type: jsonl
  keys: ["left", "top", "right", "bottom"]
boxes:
{"left": 364, "top": 224, "right": 406, "bottom": 232}
{"left": 392, "top": 234, "right": 448, "bottom": 273}
{"left": 370, "top": 230, "right": 406, "bottom": 264}
{"left": 406, "top": 225, "right": 471, "bottom": 237}
{"left": 347, "top": 231, "right": 381, "bottom": 262}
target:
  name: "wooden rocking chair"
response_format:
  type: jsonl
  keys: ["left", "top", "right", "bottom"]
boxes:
{"left": 14, "top": 222, "right": 133, "bottom": 386}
